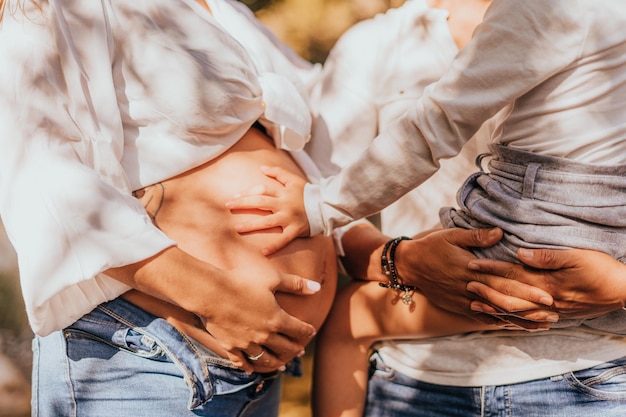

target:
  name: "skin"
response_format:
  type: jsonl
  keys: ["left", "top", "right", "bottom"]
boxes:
{"left": 223, "top": 12, "right": 626, "bottom": 414}
{"left": 312, "top": 221, "right": 626, "bottom": 417}
{"left": 106, "top": 0, "right": 335, "bottom": 372}
{"left": 311, "top": 222, "right": 553, "bottom": 417}
{"left": 467, "top": 247, "right": 626, "bottom": 319}
{"left": 110, "top": 128, "right": 338, "bottom": 374}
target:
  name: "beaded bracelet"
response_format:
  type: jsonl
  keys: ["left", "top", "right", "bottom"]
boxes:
{"left": 379, "top": 236, "right": 418, "bottom": 305}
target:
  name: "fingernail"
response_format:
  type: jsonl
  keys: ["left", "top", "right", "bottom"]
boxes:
{"left": 518, "top": 248, "right": 533, "bottom": 260}
{"left": 467, "top": 262, "right": 480, "bottom": 271}
{"left": 297, "top": 350, "right": 306, "bottom": 357}
{"left": 470, "top": 303, "right": 484, "bottom": 313}
{"left": 306, "top": 280, "right": 321, "bottom": 293}
{"left": 278, "top": 365, "right": 286, "bottom": 372}
{"left": 488, "top": 228, "right": 500, "bottom": 238}
{"left": 539, "top": 297, "right": 553, "bottom": 306}
{"left": 504, "top": 325, "right": 525, "bottom": 331}
{"left": 546, "top": 313, "right": 559, "bottom": 323}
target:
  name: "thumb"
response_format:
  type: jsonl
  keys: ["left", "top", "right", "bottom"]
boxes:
{"left": 517, "top": 248, "right": 571, "bottom": 270}
{"left": 275, "top": 273, "right": 321, "bottom": 295}
{"left": 448, "top": 227, "right": 503, "bottom": 248}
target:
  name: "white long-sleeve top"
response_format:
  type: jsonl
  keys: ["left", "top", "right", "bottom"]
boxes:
{"left": 0, "top": 0, "right": 321, "bottom": 336}
{"left": 305, "top": 0, "right": 626, "bottom": 236}
{"left": 308, "top": 0, "right": 626, "bottom": 387}
{"left": 307, "top": 0, "right": 491, "bottom": 235}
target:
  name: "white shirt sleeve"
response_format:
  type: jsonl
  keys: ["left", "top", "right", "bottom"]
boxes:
{"left": 305, "top": 0, "right": 587, "bottom": 235}
{"left": 0, "top": 2, "right": 175, "bottom": 335}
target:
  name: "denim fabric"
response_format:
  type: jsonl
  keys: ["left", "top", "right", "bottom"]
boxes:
{"left": 440, "top": 144, "right": 626, "bottom": 333}
{"left": 31, "top": 297, "right": 285, "bottom": 417}
{"left": 363, "top": 352, "right": 626, "bottom": 417}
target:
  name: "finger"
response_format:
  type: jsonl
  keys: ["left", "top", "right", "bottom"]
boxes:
{"left": 517, "top": 248, "right": 574, "bottom": 270}
{"left": 490, "top": 313, "right": 553, "bottom": 331}
{"left": 467, "top": 261, "right": 554, "bottom": 305}
{"left": 225, "top": 351, "right": 252, "bottom": 374}
{"left": 470, "top": 300, "right": 559, "bottom": 323}
{"left": 243, "top": 344, "right": 286, "bottom": 371}
{"left": 260, "top": 165, "right": 299, "bottom": 186}
{"left": 273, "top": 272, "right": 321, "bottom": 295}
{"left": 261, "top": 228, "right": 303, "bottom": 256}
{"left": 234, "top": 184, "right": 272, "bottom": 198}
{"left": 471, "top": 306, "right": 552, "bottom": 330}
{"left": 466, "top": 281, "right": 552, "bottom": 312}
{"left": 226, "top": 195, "right": 278, "bottom": 212}
{"left": 269, "top": 309, "right": 317, "bottom": 345}
{"left": 228, "top": 348, "right": 284, "bottom": 374}
{"left": 235, "top": 215, "right": 284, "bottom": 234}
{"left": 261, "top": 332, "right": 307, "bottom": 364}
{"left": 244, "top": 344, "right": 266, "bottom": 361}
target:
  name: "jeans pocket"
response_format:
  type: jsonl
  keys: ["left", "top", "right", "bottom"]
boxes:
{"left": 564, "top": 357, "right": 626, "bottom": 400}
{"left": 368, "top": 352, "right": 396, "bottom": 382}
{"left": 64, "top": 327, "right": 166, "bottom": 361}
{"left": 65, "top": 308, "right": 167, "bottom": 362}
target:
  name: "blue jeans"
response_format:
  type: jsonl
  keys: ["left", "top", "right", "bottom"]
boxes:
{"left": 364, "top": 352, "right": 626, "bottom": 417}
{"left": 31, "top": 297, "right": 292, "bottom": 417}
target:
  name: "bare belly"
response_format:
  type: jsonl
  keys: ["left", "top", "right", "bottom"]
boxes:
{"left": 123, "top": 127, "right": 338, "bottom": 357}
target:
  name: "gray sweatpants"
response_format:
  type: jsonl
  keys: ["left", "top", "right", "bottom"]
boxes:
{"left": 440, "top": 144, "right": 626, "bottom": 333}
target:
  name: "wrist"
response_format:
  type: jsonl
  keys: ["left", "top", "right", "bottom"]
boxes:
{"left": 393, "top": 237, "right": 422, "bottom": 289}
{"left": 379, "top": 236, "right": 418, "bottom": 305}
{"left": 380, "top": 237, "right": 411, "bottom": 285}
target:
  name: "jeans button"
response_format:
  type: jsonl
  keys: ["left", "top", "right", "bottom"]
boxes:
{"left": 254, "top": 380, "right": 265, "bottom": 393}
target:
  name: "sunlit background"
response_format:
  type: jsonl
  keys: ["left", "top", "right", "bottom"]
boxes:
{"left": 0, "top": 1, "right": 406, "bottom": 416}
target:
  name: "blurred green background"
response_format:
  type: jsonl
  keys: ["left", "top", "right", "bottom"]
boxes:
{"left": 0, "top": 1, "right": 406, "bottom": 416}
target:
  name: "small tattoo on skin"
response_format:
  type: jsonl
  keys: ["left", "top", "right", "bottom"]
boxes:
{"left": 133, "top": 182, "right": 165, "bottom": 223}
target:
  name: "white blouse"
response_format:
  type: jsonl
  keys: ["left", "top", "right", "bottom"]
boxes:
{"left": 305, "top": 0, "right": 626, "bottom": 236}
{"left": 0, "top": 0, "right": 320, "bottom": 335}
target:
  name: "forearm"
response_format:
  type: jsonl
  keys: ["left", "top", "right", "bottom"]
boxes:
{"left": 339, "top": 222, "right": 389, "bottom": 281}
{"left": 105, "top": 246, "right": 222, "bottom": 315}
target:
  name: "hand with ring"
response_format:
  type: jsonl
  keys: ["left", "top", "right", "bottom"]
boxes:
{"left": 247, "top": 348, "right": 266, "bottom": 362}
{"left": 244, "top": 345, "right": 276, "bottom": 372}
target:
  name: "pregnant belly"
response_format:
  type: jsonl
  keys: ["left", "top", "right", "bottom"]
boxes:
{"left": 124, "top": 127, "right": 337, "bottom": 356}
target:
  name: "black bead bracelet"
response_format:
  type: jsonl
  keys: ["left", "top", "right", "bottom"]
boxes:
{"left": 379, "top": 236, "right": 418, "bottom": 305}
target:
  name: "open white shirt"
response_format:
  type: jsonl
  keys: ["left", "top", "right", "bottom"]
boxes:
{"left": 0, "top": 0, "right": 322, "bottom": 335}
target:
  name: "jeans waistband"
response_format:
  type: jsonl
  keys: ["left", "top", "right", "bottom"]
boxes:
{"left": 480, "top": 144, "right": 626, "bottom": 205}
{"left": 69, "top": 297, "right": 284, "bottom": 410}
{"left": 487, "top": 144, "right": 626, "bottom": 176}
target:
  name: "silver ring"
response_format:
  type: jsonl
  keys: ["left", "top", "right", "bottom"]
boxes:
{"left": 247, "top": 349, "right": 265, "bottom": 361}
